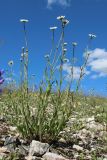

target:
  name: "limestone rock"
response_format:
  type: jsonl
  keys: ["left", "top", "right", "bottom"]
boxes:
{"left": 42, "top": 152, "right": 69, "bottom": 160}
{"left": 73, "top": 144, "right": 83, "bottom": 152}
{"left": 29, "top": 140, "right": 49, "bottom": 156}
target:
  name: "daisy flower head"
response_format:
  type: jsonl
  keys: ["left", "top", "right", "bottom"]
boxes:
{"left": 72, "top": 42, "right": 78, "bottom": 47}
{"left": 64, "top": 42, "right": 67, "bottom": 46}
{"left": 63, "top": 48, "right": 67, "bottom": 53}
{"left": 57, "top": 16, "right": 65, "bottom": 21}
{"left": 20, "top": 19, "right": 29, "bottom": 23}
{"left": 88, "top": 34, "right": 96, "bottom": 39}
{"left": 21, "top": 52, "right": 27, "bottom": 57}
{"left": 8, "top": 60, "right": 14, "bottom": 66}
{"left": 50, "top": 26, "right": 57, "bottom": 30}
{"left": 63, "top": 58, "right": 69, "bottom": 63}
{"left": 44, "top": 54, "right": 50, "bottom": 59}
{"left": 62, "top": 19, "right": 69, "bottom": 27}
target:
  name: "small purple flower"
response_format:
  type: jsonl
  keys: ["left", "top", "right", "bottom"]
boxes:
{"left": 0, "top": 69, "right": 5, "bottom": 85}
{"left": 0, "top": 69, "right": 4, "bottom": 76}
{"left": 0, "top": 78, "right": 4, "bottom": 85}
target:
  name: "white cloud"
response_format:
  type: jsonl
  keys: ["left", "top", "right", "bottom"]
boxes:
{"left": 47, "top": 0, "right": 71, "bottom": 8}
{"left": 62, "top": 63, "right": 90, "bottom": 81}
{"left": 58, "top": 48, "right": 107, "bottom": 81}
{"left": 89, "top": 59, "right": 107, "bottom": 73}
{"left": 89, "top": 48, "right": 107, "bottom": 61}
{"left": 88, "top": 48, "right": 107, "bottom": 78}
{"left": 91, "top": 73, "right": 107, "bottom": 79}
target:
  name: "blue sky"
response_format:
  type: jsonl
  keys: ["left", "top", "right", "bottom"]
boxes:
{"left": 0, "top": 0, "right": 107, "bottom": 96}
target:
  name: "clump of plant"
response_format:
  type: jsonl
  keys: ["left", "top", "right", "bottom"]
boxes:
{"left": 2, "top": 16, "right": 97, "bottom": 143}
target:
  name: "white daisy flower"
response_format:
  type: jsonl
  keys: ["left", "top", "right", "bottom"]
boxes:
{"left": 63, "top": 48, "right": 67, "bottom": 52}
{"left": 44, "top": 54, "right": 50, "bottom": 58}
{"left": 62, "top": 19, "right": 69, "bottom": 26}
{"left": 21, "top": 52, "right": 27, "bottom": 57}
{"left": 8, "top": 60, "right": 14, "bottom": 66}
{"left": 64, "top": 42, "right": 67, "bottom": 46}
{"left": 88, "top": 34, "right": 96, "bottom": 39}
{"left": 63, "top": 58, "right": 69, "bottom": 63}
{"left": 20, "top": 19, "right": 29, "bottom": 23}
{"left": 50, "top": 26, "right": 57, "bottom": 30}
{"left": 57, "top": 16, "right": 65, "bottom": 20}
{"left": 72, "top": 42, "right": 77, "bottom": 46}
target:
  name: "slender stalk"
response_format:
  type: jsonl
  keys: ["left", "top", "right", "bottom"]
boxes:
{"left": 32, "top": 74, "right": 36, "bottom": 92}
{"left": 76, "top": 38, "right": 93, "bottom": 92}
{"left": 49, "top": 29, "right": 55, "bottom": 58}
{"left": 24, "top": 49, "right": 29, "bottom": 93}
{"left": 68, "top": 45, "right": 75, "bottom": 94}
{"left": 23, "top": 22, "right": 28, "bottom": 50}
{"left": 21, "top": 21, "right": 29, "bottom": 94}
{"left": 52, "top": 32, "right": 63, "bottom": 66}
{"left": 20, "top": 47, "right": 25, "bottom": 91}
{"left": 76, "top": 55, "right": 89, "bottom": 92}
{"left": 59, "top": 25, "right": 64, "bottom": 96}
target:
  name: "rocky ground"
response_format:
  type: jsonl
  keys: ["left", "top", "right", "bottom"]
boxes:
{"left": 0, "top": 108, "right": 107, "bottom": 160}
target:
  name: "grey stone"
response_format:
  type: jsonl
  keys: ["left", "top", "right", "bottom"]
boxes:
{"left": 29, "top": 140, "right": 49, "bottom": 156}
{"left": 18, "top": 145, "right": 29, "bottom": 156}
{"left": 42, "top": 152, "right": 69, "bottom": 160}
{"left": 26, "top": 155, "right": 42, "bottom": 160}
{"left": 73, "top": 144, "right": 83, "bottom": 152}
{"left": 4, "top": 136, "right": 21, "bottom": 152}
